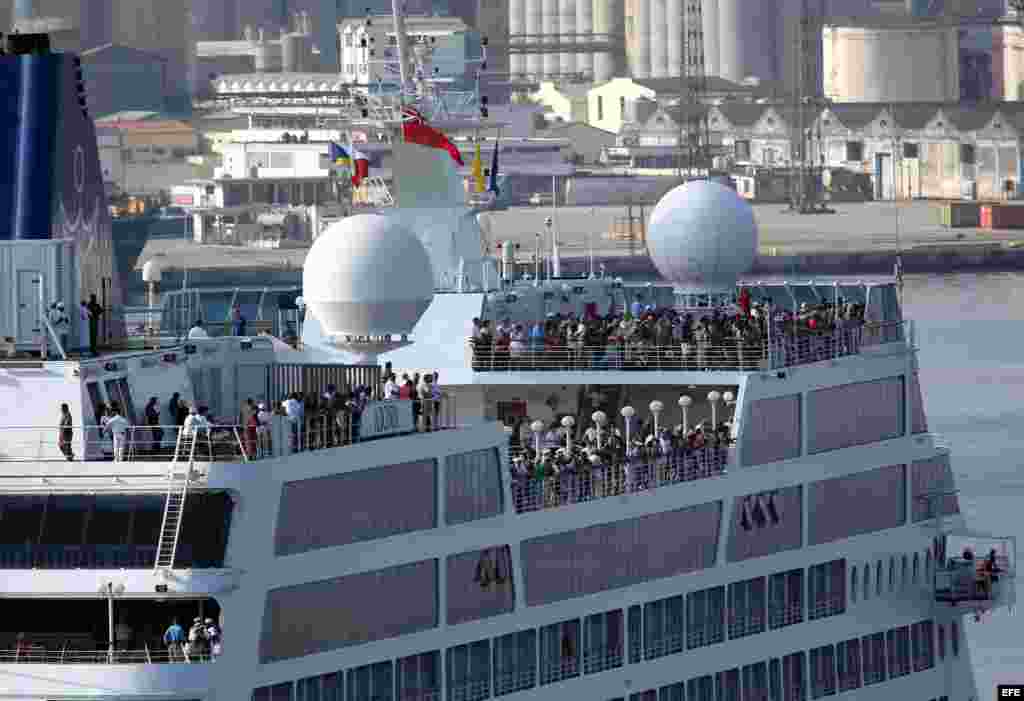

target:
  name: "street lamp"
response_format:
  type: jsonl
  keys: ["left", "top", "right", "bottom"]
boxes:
{"left": 678, "top": 395, "right": 692, "bottom": 432}
{"left": 649, "top": 400, "right": 664, "bottom": 434}
{"left": 295, "top": 296, "right": 306, "bottom": 339}
{"left": 620, "top": 405, "right": 635, "bottom": 456}
{"left": 561, "top": 415, "right": 575, "bottom": 452}
{"left": 99, "top": 581, "right": 126, "bottom": 661}
{"left": 722, "top": 391, "right": 735, "bottom": 423}
{"left": 530, "top": 419, "right": 545, "bottom": 456}
{"left": 707, "top": 390, "right": 722, "bottom": 428}
{"left": 592, "top": 410, "right": 607, "bottom": 449}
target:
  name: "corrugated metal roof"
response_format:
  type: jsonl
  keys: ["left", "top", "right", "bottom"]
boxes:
{"left": 825, "top": 104, "right": 885, "bottom": 130}
{"left": 714, "top": 103, "right": 768, "bottom": 127}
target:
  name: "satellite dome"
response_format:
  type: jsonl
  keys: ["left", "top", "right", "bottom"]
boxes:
{"left": 303, "top": 214, "right": 434, "bottom": 337}
{"left": 647, "top": 180, "right": 758, "bottom": 290}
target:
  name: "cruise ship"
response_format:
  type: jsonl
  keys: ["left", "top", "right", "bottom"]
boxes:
{"left": 0, "top": 16, "right": 1015, "bottom": 701}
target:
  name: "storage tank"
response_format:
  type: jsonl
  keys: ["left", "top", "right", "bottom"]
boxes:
{"left": 592, "top": 0, "right": 611, "bottom": 80}
{"left": 650, "top": 0, "right": 667, "bottom": 77}
{"left": 702, "top": 0, "right": 719, "bottom": 77}
{"left": 253, "top": 39, "right": 275, "bottom": 72}
{"left": 281, "top": 33, "right": 307, "bottom": 72}
{"left": 526, "top": 0, "right": 543, "bottom": 77}
{"left": 510, "top": 0, "right": 526, "bottom": 78}
{"left": 634, "top": 0, "right": 651, "bottom": 78}
{"left": 822, "top": 23, "right": 958, "bottom": 102}
{"left": 559, "top": 0, "right": 576, "bottom": 75}
{"left": 576, "top": 0, "right": 593, "bottom": 78}
{"left": 717, "top": 0, "right": 778, "bottom": 83}
{"left": 666, "top": 0, "right": 681, "bottom": 77}
{"left": 542, "top": 0, "right": 559, "bottom": 77}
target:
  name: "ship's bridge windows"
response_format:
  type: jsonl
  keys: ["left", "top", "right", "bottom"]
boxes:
{"left": 768, "top": 569, "right": 804, "bottom": 629}
{"left": 809, "top": 465, "right": 907, "bottom": 546}
{"left": 446, "top": 639, "right": 490, "bottom": 701}
{"left": 539, "top": 618, "right": 580, "bottom": 685}
{"left": 807, "top": 377, "right": 906, "bottom": 455}
{"left": 0, "top": 597, "right": 221, "bottom": 663}
{"left": 686, "top": 585, "right": 725, "bottom": 649}
{"left": 0, "top": 493, "right": 233, "bottom": 569}
{"left": 348, "top": 661, "right": 394, "bottom": 701}
{"left": 493, "top": 630, "right": 536, "bottom": 696}
{"left": 808, "top": 559, "right": 846, "bottom": 620}
{"left": 583, "top": 609, "right": 623, "bottom": 674}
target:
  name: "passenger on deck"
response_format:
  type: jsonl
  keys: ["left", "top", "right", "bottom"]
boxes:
{"left": 399, "top": 374, "right": 414, "bottom": 399}
{"left": 145, "top": 397, "right": 162, "bottom": 454}
{"left": 163, "top": 618, "right": 185, "bottom": 662}
{"left": 244, "top": 398, "right": 259, "bottom": 458}
{"left": 47, "top": 301, "right": 70, "bottom": 358}
{"left": 187, "top": 320, "right": 209, "bottom": 340}
{"left": 106, "top": 403, "right": 130, "bottom": 462}
{"left": 282, "top": 393, "right": 303, "bottom": 451}
{"left": 230, "top": 304, "right": 247, "bottom": 336}
{"left": 205, "top": 618, "right": 222, "bottom": 659}
{"left": 985, "top": 549, "right": 1001, "bottom": 582}
{"left": 58, "top": 403, "right": 74, "bottom": 461}
{"left": 384, "top": 373, "right": 400, "bottom": 399}
{"left": 186, "top": 617, "right": 207, "bottom": 660}
{"left": 86, "top": 294, "right": 104, "bottom": 356}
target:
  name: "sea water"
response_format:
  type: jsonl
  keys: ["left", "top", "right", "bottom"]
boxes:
{"left": 905, "top": 272, "right": 1024, "bottom": 693}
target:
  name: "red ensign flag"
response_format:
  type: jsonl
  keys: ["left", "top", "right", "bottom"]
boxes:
{"left": 401, "top": 107, "right": 464, "bottom": 166}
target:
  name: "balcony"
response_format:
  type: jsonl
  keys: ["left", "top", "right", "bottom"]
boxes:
{"left": 931, "top": 529, "right": 1016, "bottom": 618}
{"left": 0, "top": 647, "right": 214, "bottom": 664}
{"left": 470, "top": 321, "right": 905, "bottom": 373}
{"left": 510, "top": 445, "right": 731, "bottom": 514}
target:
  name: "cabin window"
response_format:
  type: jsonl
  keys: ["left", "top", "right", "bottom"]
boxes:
{"left": 845, "top": 141, "right": 863, "bottom": 162}
{"left": 493, "top": 630, "right": 535, "bottom": 696}
{"left": 446, "top": 640, "right": 489, "bottom": 701}
{"left": 836, "top": 638, "right": 862, "bottom": 692}
{"left": 583, "top": 609, "right": 623, "bottom": 674}
{"left": 643, "top": 594, "right": 684, "bottom": 659}
{"left": 686, "top": 585, "right": 725, "bottom": 649}
{"left": 768, "top": 568, "right": 804, "bottom": 629}
{"left": 808, "top": 559, "right": 846, "bottom": 620}
{"left": 727, "top": 577, "right": 766, "bottom": 639}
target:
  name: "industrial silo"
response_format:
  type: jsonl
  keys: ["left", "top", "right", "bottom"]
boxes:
{"left": 718, "top": 0, "right": 778, "bottom": 83}
{"left": 634, "top": 0, "right": 651, "bottom": 77}
{"left": 526, "top": 0, "right": 542, "bottom": 77}
{"left": 702, "top": 0, "right": 719, "bottom": 77}
{"left": 666, "top": 0, "right": 681, "bottom": 77}
{"left": 576, "top": 0, "right": 594, "bottom": 78}
{"left": 650, "top": 0, "right": 667, "bottom": 77}
{"left": 281, "top": 33, "right": 308, "bottom": 72}
{"left": 559, "top": 0, "right": 576, "bottom": 75}
{"left": 542, "top": 0, "right": 559, "bottom": 77}
{"left": 592, "top": 0, "right": 610, "bottom": 80}
{"left": 510, "top": 0, "right": 525, "bottom": 78}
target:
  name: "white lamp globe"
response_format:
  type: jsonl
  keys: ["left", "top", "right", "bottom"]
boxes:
{"left": 678, "top": 395, "right": 693, "bottom": 408}
{"left": 589, "top": 453, "right": 601, "bottom": 465}
{"left": 592, "top": 410, "right": 607, "bottom": 426}
{"left": 295, "top": 296, "right": 306, "bottom": 309}
{"left": 561, "top": 415, "right": 575, "bottom": 428}
{"left": 647, "top": 180, "right": 757, "bottom": 291}
{"left": 620, "top": 406, "right": 635, "bottom": 419}
{"left": 302, "top": 214, "right": 434, "bottom": 337}
{"left": 142, "top": 259, "right": 163, "bottom": 283}
{"left": 723, "top": 391, "right": 735, "bottom": 403}
{"left": 649, "top": 400, "right": 664, "bottom": 413}
{"left": 530, "top": 419, "right": 546, "bottom": 433}
{"left": 708, "top": 390, "right": 722, "bottom": 403}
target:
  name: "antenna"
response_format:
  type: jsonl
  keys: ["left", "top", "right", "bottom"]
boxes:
{"left": 678, "top": 0, "right": 709, "bottom": 180}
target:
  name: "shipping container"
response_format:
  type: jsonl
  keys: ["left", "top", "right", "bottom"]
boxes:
{"left": 939, "top": 202, "right": 981, "bottom": 228}
{"left": 981, "top": 204, "right": 1024, "bottom": 229}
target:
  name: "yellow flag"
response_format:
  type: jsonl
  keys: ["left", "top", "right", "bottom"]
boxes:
{"left": 472, "top": 143, "right": 485, "bottom": 193}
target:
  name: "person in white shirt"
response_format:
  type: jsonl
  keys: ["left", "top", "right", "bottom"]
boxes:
{"left": 383, "top": 374, "right": 400, "bottom": 400}
{"left": 281, "top": 393, "right": 303, "bottom": 450}
{"left": 47, "top": 301, "right": 70, "bottom": 358}
{"left": 256, "top": 402, "right": 273, "bottom": 456}
{"left": 187, "top": 320, "right": 209, "bottom": 340}
{"left": 105, "top": 404, "right": 130, "bottom": 462}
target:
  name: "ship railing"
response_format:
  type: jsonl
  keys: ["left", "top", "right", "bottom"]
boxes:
{"left": 934, "top": 556, "right": 1015, "bottom": 607}
{"left": 0, "top": 425, "right": 247, "bottom": 464}
{"left": 726, "top": 615, "right": 765, "bottom": 640}
{"left": 469, "top": 321, "right": 907, "bottom": 373}
{"left": 582, "top": 645, "right": 623, "bottom": 674}
{"left": 641, "top": 632, "right": 684, "bottom": 660}
{"left": 493, "top": 669, "right": 536, "bottom": 696}
{"left": 0, "top": 647, "right": 214, "bottom": 664}
{"left": 446, "top": 678, "right": 489, "bottom": 701}
{"left": 685, "top": 625, "right": 724, "bottom": 649}
{"left": 538, "top": 657, "right": 579, "bottom": 685}
{"left": 807, "top": 596, "right": 845, "bottom": 620}
{"left": 767, "top": 603, "right": 803, "bottom": 629}
{"left": 508, "top": 445, "right": 731, "bottom": 514}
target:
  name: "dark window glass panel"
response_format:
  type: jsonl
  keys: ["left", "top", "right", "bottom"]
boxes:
{"left": 322, "top": 672, "right": 342, "bottom": 701}
{"left": 768, "top": 569, "right": 804, "bottom": 629}
{"left": 446, "top": 640, "right": 490, "bottom": 701}
{"left": 808, "top": 559, "right": 846, "bottom": 620}
{"left": 493, "top": 629, "right": 535, "bottom": 696}
{"left": 743, "top": 661, "right": 768, "bottom": 701}
{"left": 861, "top": 632, "right": 886, "bottom": 685}
{"left": 446, "top": 546, "right": 514, "bottom": 626}
{"left": 539, "top": 618, "right": 580, "bottom": 685}
{"left": 686, "top": 585, "right": 725, "bottom": 649}
{"left": 728, "top": 576, "right": 766, "bottom": 639}
{"left": 659, "top": 682, "right": 685, "bottom": 701}
{"left": 782, "top": 651, "right": 806, "bottom": 701}
{"left": 836, "top": 638, "right": 861, "bottom": 692}
{"left": 628, "top": 605, "right": 642, "bottom": 664}
{"left": 886, "top": 626, "right": 911, "bottom": 678}
{"left": 769, "top": 658, "right": 782, "bottom": 701}
{"left": 644, "top": 595, "right": 684, "bottom": 659}
{"left": 717, "top": 668, "right": 740, "bottom": 701}
{"left": 687, "top": 675, "right": 714, "bottom": 701}
{"left": 398, "top": 650, "right": 440, "bottom": 701}
{"left": 349, "top": 661, "right": 395, "bottom": 701}
{"left": 809, "top": 644, "right": 836, "bottom": 698}
{"left": 584, "top": 609, "right": 623, "bottom": 674}
{"left": 445, "top": 448, "right": 503, "bottom": 525}
{"left": 912, "top": 620, "right": 935, "bottom": 672}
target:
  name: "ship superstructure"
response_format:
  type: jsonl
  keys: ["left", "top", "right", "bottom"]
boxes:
{"left": 0, "top": 18, "right": 1014, "bottom": 701}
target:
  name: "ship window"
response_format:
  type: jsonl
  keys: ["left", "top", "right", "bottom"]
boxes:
{"left": 397, "top": 651, "right": 440, "bottom": 701}
{"left": 937, "top": 623, "right": 945, "bottom": 660}
{"left": 912, "top": 620, "right": 935, "bottom": 672}
{"left": 809, "top": 644, "right": 836, "bottom": 698}
{"left": 296, "top": 675, "right": 327, "bottom": 701}
{"left": 769, "top": 658, "right": 782, "bottom": 701}
{"left": 583, "top": 609, "right": 623, "bottom": 674}
{"left": 768, "top": 568, "right": 804, "bottom": 629}
{"left": 445, "top": 448, "right": 503, "bottom": 525}
{"left": 658, "top": 682, "right": 685, "bottom": 701}
{"left": 889, "top": 556, "right": 896, "bottom": 592}
{"left": 446, "top": 546, "right": 514, "bottom": 626}
{"left": 539, "top": 618, "right": 580, "bottom": 685}
{"left": 912, "top": 553, "right": 919, "bottom": 582}
{"left": 951, "top": 621, "right": 959, "bottom": 656}
{"left": 876, "top": 560, "right": 883, "bottom": 596}
{"left": 808, "top": 559, "right": 846, "bottom": 620}
{"left": 348, "top": 661, "right": 394, "bottom": 701}
{"left": 643, "top": 594, "right": 684, "bottom": 659}
{"left": 912, "top": 457, "right": 959, "bottom": 521}
{"left": 687, "top": 674, "right": 714, "bottom": 701}
{"left": 253, "top": 683, "right": 293, "bottom": 700}
{"left": 886, "top": 626, "right": 911, "bottom": 678}
{"left": 628, "top": 605, "right": 642, "bottom": 663}
{"left": 85, "top": 382, "right": 104, "bottom": 424}
{"left": 836, "top": 638, "right": 862, "bottom": 692}
{"left": 861, "top": 632, "right": 887, "bottom": 685}
{"left": 741, "top": 661, "right": 768, "bottom": 701}
{"left": 850, "top": 566, "right": 857, "bottom": 603}
{"left": 807, "top": 377, "right": 905, "bottom": 455}
{"left": 808, "top": 465, "right": 906, "bottom": 546}
{"left": 630, "top": 691, "right": 657, "bottom": 701}
{"left": 716, "top": 668, "right": 740, "bottom": 701}
{"left": 782, "top": 651, "right": 807, "bottom": 701}
{"left": 39, "top": 495, "right": 91, "bottom": 546}
{"left": 493, "top": 630, "right": 536, "bottom": 696}
{"left": 727, "top": 576, "right": 766, "bottom": 640}
{"left": 686, "top": 585, "right": 725, "bottom": 649}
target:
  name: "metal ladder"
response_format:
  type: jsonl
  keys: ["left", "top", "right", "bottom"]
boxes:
{"left": 154, "top": 436, "right": 195, "bottom": 571}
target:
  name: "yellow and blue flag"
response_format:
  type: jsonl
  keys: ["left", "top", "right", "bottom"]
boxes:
{"left": 328, "top": 142, "right": 351, "bottom": 166}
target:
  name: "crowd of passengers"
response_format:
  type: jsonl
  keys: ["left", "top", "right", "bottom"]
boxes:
{"left": 508, "top": 413, "right": 733, "bottom": 505}
{"left": 57, "top": 365, "right": 445, "bottom": 462}
{"left": 470, "top": 293, "right": 867, "bottom": 369}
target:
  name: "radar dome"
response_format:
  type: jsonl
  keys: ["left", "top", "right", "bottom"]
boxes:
{"left": 303, "top": 214, "right": 434, "bottom": 337}
{"left": 647, "top": 180, "right": 757, "bottom": 290}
